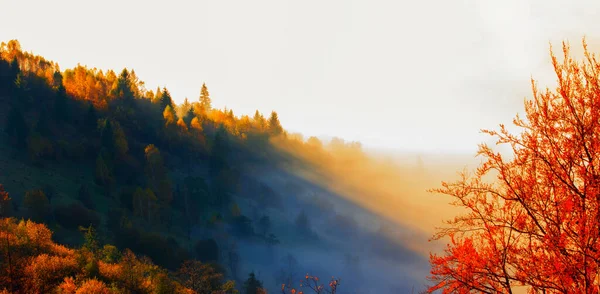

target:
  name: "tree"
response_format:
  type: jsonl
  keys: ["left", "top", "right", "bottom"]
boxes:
{"left": 253, "top": 110, "right": 266, "bottom": 132}
{"left": 144, "top": 145, "right": 172, "bottom": 205}
{"left": 177, "top": 260, "right": 224, "bottom": 294}
{"left": 84, "top": 103, "right": 98, "bottom": 132}
{"left": 112, "top": 68, "right": 135, "bottom": 101}
{"left": 257, "top": 215, "right": 271, "bottom": 236}
{"left": 94, "top": 154, "right": 114, "bottom": 188}
{"left": 5, "top": 106, "right": 29, "bottom": 147}
{"left": 160, "top": 87, "right": 173, "bottom": 110}
{"left": 276, "top": 253, "right": 298, "bottom": 291}
{"left": 132, "top": 187, "right": 157, "bottom": 222}
{"left": 23, "top": 189, "right": 50, "bottom": 222}
{"left": 0, "top": 185, "right": 12, "bottom": 217}
{"left": 35, "top": 110, "right": 52, "bottom": 137}
{"left": 282, "top": 275, "right": 340, "bottom": 294}
{"left": 77, "top": 184, "right": 94, "bottom": 209}
{"left": 163, "top": 105, "right": 176, "bottom": 126}
{"left": 190, "top": 117, "right": 203, "bottom": 132}
{"left": 81, "top": 225, "right": 100, "bottom": 256}
{"left": 54, "top": 79, "right": 70, "bottom": 123}
{"left": 268, "top": 111, "right": 283, "bottom": 135}
{"left": 243, "top": 272, "right": 264, "bottom": 294}
{"left": 428, "top": 40, "right": 600, "bottom": 293}
{"left": 100, "top": 119, "right": 115, "bottom": 156}
{"left": 199, "top": 83, "right": 212, "bottom": 112}
{"left": 295, "top": 210, "right": 310, "bottom": 233}
{"left": 177, "top": 118, "right": 188, "bottom": 132}
{"left": 184, "top": 106, "right": 195, "bottom": 126}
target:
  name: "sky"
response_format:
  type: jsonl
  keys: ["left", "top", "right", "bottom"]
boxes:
{"left": 2, "top": 0, "right": 600, "bottom": 153}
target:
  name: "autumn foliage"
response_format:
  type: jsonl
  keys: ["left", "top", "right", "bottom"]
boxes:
{"left": 429, "top": 40, "right": 600, "bottom": 293}
{"left": 0, "top": 216, "right": 203, "bottom": 293}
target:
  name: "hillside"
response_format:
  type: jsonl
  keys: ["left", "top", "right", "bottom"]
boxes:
{"left": 0, "top": 40, "right": 431, "bottom": 293}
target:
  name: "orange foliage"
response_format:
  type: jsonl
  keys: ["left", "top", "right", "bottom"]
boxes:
{"left": 24, "top": 254, "right": 78, "bottom": 293}
{"left": 63, "top": 65, "right": 116, "bottom": 109}
{"left": 429, "top": 39, "right": 600, "bottom": 293}
{"left": 58, "top": 277, "right": 78, "bottom": 294}
{"left": 0, "top": 216, "right": 195, "bottom": 293}
{"left": 98, "top": 260, "right": 121, "bottom": 281}
{"left": 0, "top": 40, "right": 60, "bottom": 86}
{"left": 75, "top": 279, "right": 112, "bottom": 294}
{"left": 177, "top": 118, "right": 189, "bottom": 132}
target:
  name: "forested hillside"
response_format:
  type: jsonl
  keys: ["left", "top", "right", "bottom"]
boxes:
{"left": 0, "top": 40, "right": 428, "bottom": 293}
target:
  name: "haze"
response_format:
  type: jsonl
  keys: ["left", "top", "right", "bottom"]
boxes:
{"left": 3, "top": 0, "right": 599, "bottom": 153}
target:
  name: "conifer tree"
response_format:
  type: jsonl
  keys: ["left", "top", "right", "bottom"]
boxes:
{"left": 243, "top": 272, "right": 264, "bottom": 294}
{"left": 268, "top": 111, "right": 283, "bottom": 135}
{"left": 199, "top": 83, "right": 212, "bottom": 112}
{"left": 160, "top": 88, "right": 173, "bottom": 110}
{"left": 84, "top": 103, "right": 98, "bottom": 132}
{"left": 112, "top": 68, "right": 135, "bottom": 101}
{"left": 5, "top": 106, "right": 29, "bottom": 147}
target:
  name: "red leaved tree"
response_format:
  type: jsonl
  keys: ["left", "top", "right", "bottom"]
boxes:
{"left": 429, "top": 39, "right": 600, "bottom": 293}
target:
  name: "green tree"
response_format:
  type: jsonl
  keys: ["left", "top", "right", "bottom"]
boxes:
{"left": 100, "top": 119, "right": 115, "bottom": 156}
{"left": 77, "top": 184, "right": 94, "bottom": 209}
{"left": 5, "top": 106, "right": 29, "bottom": 147}
{"left": 160, "top": 87, "right": 173, "bottom": 110}
{"left": 99, "top": 119, "right": 128, "bottom": 159}
{"left": 243, "top": 272, "right": 264, "bottom": 294}
{"left": 35, "top": 110, "right": 52, "bottom": 137}
{"left": 53, "top": 73, "right": 69, "bottom": 123}
{"left": 144, "top": 145, "right": 172, "bottom": 205}
{"left": 84, "top": 103, "right": 98, "bottom": 132}
{"left": 112, "top": 68, "right": 135, "bottom": 101}
{"left": 23, "top": 189, "right": 50, "bottom": 222}
{"left": 80, "top": 225, "right": 100, "bottom": 256}
{"left": 94, "top": 154, "right": 114, "bottom": 188}
{"left": 132, "top": 187, "right": 158, "bottom": 222}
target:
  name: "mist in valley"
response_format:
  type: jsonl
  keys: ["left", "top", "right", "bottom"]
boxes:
{"left": 185, "top": 140, "right": 483, "bottom": 293}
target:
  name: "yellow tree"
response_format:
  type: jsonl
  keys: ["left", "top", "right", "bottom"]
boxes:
{"left": 163, "top": 105, "right": 176, "bottom": 126}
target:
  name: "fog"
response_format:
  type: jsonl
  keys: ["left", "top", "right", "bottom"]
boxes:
{"left": 187, "top": 138, "right": 485, "bottom": 292}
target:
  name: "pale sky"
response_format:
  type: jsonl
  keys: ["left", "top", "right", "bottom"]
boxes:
{"left": 2, "top": 0, "right": 599, "bottom": 153}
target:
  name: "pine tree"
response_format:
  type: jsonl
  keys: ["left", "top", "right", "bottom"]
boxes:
{"left": 112, "top": 68, "right": 135, "bottom": 101}
{"left": 100, "top": 120, "right": 115, "bottom": 157}
{"left": 199, "top": 83, "right": 212, "bottom": 112}
{"left": 253, "top": 110, "right": 266, "bottom": 132}
{"left": 184, "top": 107, "right": 195, "bottom": 125}
{"left": 35, "top": 110, "right": 52, "bottom": 137}
{"left": 152, "top": 86, "right": 163, "bottom": 104}
{"left": 160, "top": 87, "right": 173, "bottom": 110}
{"left": 268, "top": 111, "right": 283, "bottom": 135}
{"left": 84, "top": 103, "right": 98, "bottom": 131}
{"left": 243, "top": 272, "right": 264, "bottom": 294}
{"left": 54, "top": 81, "right": 69, "bottom": 123}
{"left": 5, "top": 106, "right": 29, "bottom": 147}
